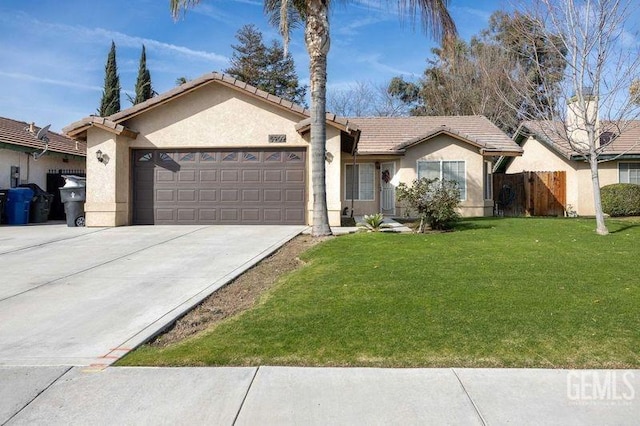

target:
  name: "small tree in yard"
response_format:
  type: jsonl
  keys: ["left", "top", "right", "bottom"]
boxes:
{"left": 396, "top": 178, "right": 461, "bottom": 232}
{"left": 499, "top": 0, "right": 640, "bottom": 235}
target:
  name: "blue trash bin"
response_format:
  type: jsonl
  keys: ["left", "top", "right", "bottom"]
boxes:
{"left": 5, "top": 188, "right": 34, "bottom": 225}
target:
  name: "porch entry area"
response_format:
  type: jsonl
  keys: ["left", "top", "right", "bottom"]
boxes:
{"left": 380, "top": 162, "right": 396, "bottom": 215}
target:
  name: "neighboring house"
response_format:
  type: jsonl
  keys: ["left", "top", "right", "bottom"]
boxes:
{"left": 343, "top": 116, "right": 523, "bottom": 218}
{"left": 497, "top": 98, "right": 640, "bottom": 216}
{"left": 0, "top": 117, "right": 86, "bottom": 190}
{"left": 63, "top": 72, "right": 522, "bottom": 227}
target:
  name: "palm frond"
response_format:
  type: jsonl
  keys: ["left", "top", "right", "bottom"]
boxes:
{"left": 170, "top": 0, "right": 202, "bottom": 19}
{"left": 264, "top": 0, "right": 305, "bottom": 55}
{"left": 397, "top": 0, "right": 457, "bottom": 45}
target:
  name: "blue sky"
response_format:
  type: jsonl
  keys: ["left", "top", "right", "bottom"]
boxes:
{"left": 0, "top": 0, "right": 508, "bottom": 132}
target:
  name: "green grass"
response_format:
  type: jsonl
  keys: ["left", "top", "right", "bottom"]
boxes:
{"left": 119, "top": 217, "right": 640, "bottom": 368}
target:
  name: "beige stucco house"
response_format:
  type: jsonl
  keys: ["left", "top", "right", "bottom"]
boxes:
{"left": 0, "top": 116, "right": 86, "bottom": 190}
{"left": 63, "top": 72, "right": 522, "bottom": 227}
{"left": 498, "top": 110, "right": 640, "bottom": 217}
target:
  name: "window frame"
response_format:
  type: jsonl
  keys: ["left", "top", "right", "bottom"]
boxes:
{"left": 619, "top": 162, "right": 640, "bottom": 184}
{"left": 484, "top": 160, "right": 493, "bottom": 200}
{"left": 416, "top": 160, "right": 467, "bottom": 201}
{"left": 345, "top": 163, "right": 376, "bottom": 201}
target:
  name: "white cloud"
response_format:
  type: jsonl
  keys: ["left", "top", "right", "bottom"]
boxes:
{"left": 4, "top": 12, "right": 229, "bottom": 65}
{"left": 334, "top": 16, "right": 389, "bottom": 36}
{"left": 90, "top": 28, "right": 229, "bottom": 63}
{"left": 452, "top": 6, "right": 493, "bottom": 22}
{"left": 0, "top": 71, "right": 103, "bottom": 92}
{"left": 355, "top": 53, "right": 414, "bottom": 76}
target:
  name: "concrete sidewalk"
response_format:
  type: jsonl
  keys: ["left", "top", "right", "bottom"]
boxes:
{"left": 2, "top": 366, "right": 638, "bottom": 425}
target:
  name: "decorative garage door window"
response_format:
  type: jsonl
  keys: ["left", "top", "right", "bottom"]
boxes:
{"left": 287, "top": 152, "right": 302, "bottom": 161}
{"left": 266, "top": 152, "right": 282, "bottom": 162}
{"left": 243, "top": 152, "right": 258, "bottom": 161}
{"left": 201, "top": 152, "right": 216, "bottom": 161}
{"left": 132, "top": 149, "right": 306, "bottom": 225}
{"left": 222, "top": 152, "right": 237, "bottom": 161}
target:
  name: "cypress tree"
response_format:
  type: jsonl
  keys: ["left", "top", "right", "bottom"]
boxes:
{"left": 133, "top": 45, "right": 153, "bottom": 104}
{"left": 98, "top": 41, "right": 121, "bottom": 116}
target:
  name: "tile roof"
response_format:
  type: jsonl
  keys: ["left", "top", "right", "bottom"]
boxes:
{"left": 0, "top": 116, "right": 86, "bottom": 157}
{"left": 517, "top": 120, "right": 640, "bottom": 159}
{"left": 64, "top": 116, "right": 139, "bottom": 140}
{"left": 348, "top": 115, "right": 522, "bottom": 155}
{"left": 65, "top": 72, "right": 354, "bottom": 138}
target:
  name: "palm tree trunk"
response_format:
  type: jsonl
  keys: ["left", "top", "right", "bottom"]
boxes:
{"left": 305, "top": 0, "right": 332, "bottom": 236}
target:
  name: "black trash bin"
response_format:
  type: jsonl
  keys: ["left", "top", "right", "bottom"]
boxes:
{"left": 59, "top": 176, "right": 86, "bottom": 227}
{"left": 19, "top": 184, "right": 54, "bottom": 223}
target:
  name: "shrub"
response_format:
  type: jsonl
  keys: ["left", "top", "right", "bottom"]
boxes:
{"left": 601, "top": 183, "right": 640, "bottom": 216}
{"left": 357, "top": 213, "right": 390, "bottom": 232}
{"left": 396, "top": 178, "right": 461, "bottom": 232}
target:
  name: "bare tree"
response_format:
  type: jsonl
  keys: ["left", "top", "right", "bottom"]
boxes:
{"left": 503, "top": 0, "right": 640, "bottom": 235}
{"left": 328, "top": 81, "right": 411, "bottom": 117}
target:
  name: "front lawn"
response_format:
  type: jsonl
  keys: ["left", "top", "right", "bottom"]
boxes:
{"left": 119, "top": 218, "right": 640, "bottom": 368}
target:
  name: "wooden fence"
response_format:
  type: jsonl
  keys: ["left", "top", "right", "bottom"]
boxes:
{"left": 493, "top": 171, "right": 566, "bottom": 217}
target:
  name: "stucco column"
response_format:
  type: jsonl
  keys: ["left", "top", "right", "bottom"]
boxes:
{"left": 85, "top": 128, "right": 130, "bottom": 226}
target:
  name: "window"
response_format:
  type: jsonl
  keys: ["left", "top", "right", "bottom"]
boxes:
{"left": 484, "top": 161, "right": 493, "bottom": 200}
{"left": 619, "top": 163, "right": 640, "bottom": 184}
{"left": 345, "top": 163, "right": 375, "bottom": 200}
{"left": 417, "top": 160, "right": 466, "bottom": 200}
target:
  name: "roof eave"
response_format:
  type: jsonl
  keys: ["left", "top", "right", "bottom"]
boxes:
{"left": 63, "top": 117, "right": 138, "bottom": 141}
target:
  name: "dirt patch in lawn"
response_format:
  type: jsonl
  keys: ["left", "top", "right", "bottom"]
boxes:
{"left": 149, "top": 234, "right": 327, "bottom": 348}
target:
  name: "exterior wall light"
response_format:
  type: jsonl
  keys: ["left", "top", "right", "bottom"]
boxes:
{"left": 96, "top": 150, "right": 105, "bottom": 163}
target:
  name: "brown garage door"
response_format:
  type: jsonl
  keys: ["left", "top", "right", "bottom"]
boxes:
{"left": 132, "top": 149, "right": 306, "bottom": 225}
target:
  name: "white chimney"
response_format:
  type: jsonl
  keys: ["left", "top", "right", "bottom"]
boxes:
{"left": 566, "top": 87, "right": 599, "bottom": 151}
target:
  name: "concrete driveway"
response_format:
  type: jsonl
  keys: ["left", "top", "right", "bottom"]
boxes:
{"left": 0, "top": 224, "right": 305, "bottom": 367}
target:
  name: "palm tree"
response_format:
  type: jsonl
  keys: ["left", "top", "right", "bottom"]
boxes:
{"left": 170, "top": 0, "right": 456, "bottom": 236}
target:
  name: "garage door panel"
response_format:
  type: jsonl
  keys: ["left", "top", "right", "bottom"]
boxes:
{"left": 156, "top": 170, "right": 175, "bottom": 182}
{"left": 264, "top": 170, "right": 283, "bottom": 182}
{"left": 285, "top": 189, "right": 304, "bottom": 202}
{"left": 133, "top": 149, "right": 305, "bottom": 225}
{"left": 178, "top": 189, "right": 197, "bottom": 202}
{"left": 285, "top": 209, "right": 305, "bottom": 221}
{"left": 242, "top": 169, "right": 261, "bottom": 182}
{"left": 199, "top": 189, "right": 217, "bottom": 202}
{"left": 156, "top": 209, "right": 175, "bottom": 221}
{"left": 221, "top": 169, "right": 239, "bottom": 182}
{"left": 264, "top": 189, "right": 282, "bottom": 202}
{"left": 199, "top": 209, "right": 217, "bottom": 221}
{"left": 220, "top": 189, "right": 239, "bottom": 202}
{"left": 220, "top": 209, "right": 239, "bottom": 221}
{"left": 286, "top": 170, "right": 305, "bottom": 183}
{"left": 177, "top": 209, "right": 196, "bottom": 221}
{"left": 241, "top": 209, "right": 260, "bottom": 221}
{"left": 178, "top": 170, "right": 196, "bottom": 182}
{"left": 200, "top": 170, "right": 217, "bottom": 182}
{"left": 263, "top": 209, "right": 282, "bottom": 222}
{"left": 242, "top": 189, "right": 260, "bottom": 202}
{"left": 156, "top": 189, "right": 175, "bottom": 202}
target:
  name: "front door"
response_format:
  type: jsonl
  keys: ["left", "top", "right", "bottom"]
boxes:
{"left": 380, "top": 162, "right": 396, "bottom": 215}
